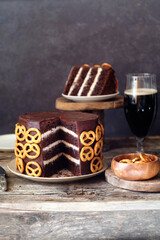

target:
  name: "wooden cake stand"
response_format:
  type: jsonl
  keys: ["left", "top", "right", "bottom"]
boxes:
{"left": 55, "top": 95, "right": 124, "bottom": 124}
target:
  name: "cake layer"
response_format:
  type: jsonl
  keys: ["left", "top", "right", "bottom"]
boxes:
{"left": 86, "top": 68, "right": 103, "bottom": 96}
{"left": 42, "top": 126, "right": 78, "bottom": 139}
{"left": 63, "top": 66, "right": 81, "bottom": 95}
{"left": 44, "top": 153, "right": 80, "bottom": 166}
{"left": 44, "top": 155, "right": 67, "bottom": 177}
{"left": 44, "top": 154, "right": 81, "bottom": 177}
{"left": 68, "top": 67, "right": 90, "bottom": 96}
{"left": 43, "top": 140, "right": 79, "bottom": 154}
{"left": 41, "top": 126, "right": 78, "bottom": 148}
{"left": 43, "top": 141, "right": 80, "bottom": 164}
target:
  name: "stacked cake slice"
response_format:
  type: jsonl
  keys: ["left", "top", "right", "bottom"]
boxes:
{"left": 63, "top": 63, "right": 118, "bottom": 96}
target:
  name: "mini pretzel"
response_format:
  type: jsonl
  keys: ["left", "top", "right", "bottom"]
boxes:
{"left": 139, "top": 153, "right": 152, "bottom": 162}
{"left": 115, "top": 78, "right": 119, "bottom": 91}
{"left": 24, "top": 143, "right": 40, "bottom": 159}
{"left": 134, "top": 160, "right": 146, "bottom": 164}
{"left": 98, "top": 120, "right": 104, "bottom": 136}
{"left": 26, "top": 128, "right": 41, "bottom": 144}
{"left": 15, "top": 123, "right": 26, "bottom": 141}
{"left": 80, "top": 146, "right": 94, "bottom": 162}
{"left": 90, "top": 157, "right": 103, "bottom": 173}
{"left": 132, "top": 157, "right": 140, "bottom": 163}
{"left": 15, "top": 142, "right": 25, "bottom": 159}
{"left": 83, "top": 64, "right": 90, "bottom": 67}
{"left": 101, "top": 63, "right": 112, "bottom": 68}
{"left": 80, "top": 131, "right": 95, "bottom": 146}
{"left": 100, "top": 152, "right": 103, "bottom": 160}
{"left": 94, "top": 138, "right": 103, "bottom": 156}
{"left": 94, "top": 65, "right": 101, "bottom": 67}
{"left": 119, "top": 159, "right": 133, "bottom": 164}
{"left": 96, "top": 125, "right": 102, "bottom": 141}
{"left": 15, "top": 157, "right": 24, "bottom": 173}
{"left": 25, "top": 161, "right": 42, "bottom": 177}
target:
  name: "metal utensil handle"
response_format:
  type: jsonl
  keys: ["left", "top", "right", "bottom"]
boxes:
{"left": 0, "top": 175, "right": 7, "bottom": 191}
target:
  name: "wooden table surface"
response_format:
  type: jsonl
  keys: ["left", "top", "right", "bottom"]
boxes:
{"left": 1, "top": 137, "right": 160, "bottom": 240}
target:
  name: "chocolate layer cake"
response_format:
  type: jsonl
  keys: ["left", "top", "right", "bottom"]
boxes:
{"left": 63, "top": 63, "right": 119, "bottom": 96}
{"left": 15, "top": 111, "right": 104, "bottom": 177}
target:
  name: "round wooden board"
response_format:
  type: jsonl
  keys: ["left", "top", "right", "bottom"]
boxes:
{"left": 105, "top": 168, "right": 160, "bottom": 192}
{"left": 55, "top": 96, "right": 124, "bottom": 111}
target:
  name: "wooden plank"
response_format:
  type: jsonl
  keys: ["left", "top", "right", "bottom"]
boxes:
{"left": 105, "top": 168, "right": 160, "bottom": 192}
{"left": 0, "top": 137, "right": 160, "bottom": 239}
{"left": 0, "top": 211, "right": 160, "bottom": 240}
{"left": 55, "top": 95, "right": 124, "bottom": 111}
{"left": 1, "top": 200, "right": 160, "bottom": 213}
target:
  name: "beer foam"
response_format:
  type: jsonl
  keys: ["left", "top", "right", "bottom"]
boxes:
{"left": 124, "top": 88, "right": 157, "bottom": 96}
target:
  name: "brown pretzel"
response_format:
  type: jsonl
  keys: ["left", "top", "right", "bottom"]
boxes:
{"left": 134, "top": 160, "right": 146, "bottom": 164}
{"left": 96, "top": 125, "right": 102, "bottom": 141}
{"left": 94, "top": 65, "right": 101, "bottom": 67}
{"left": 132, "top": 157, "right": 140, "bottom": 163}
{"left": 139, "top": 153, "right": 152, "bottom": 162}
{"left": 80, "top": 131, "right": 95, "bottom": 146}
{"left": 24, "top": 143, "right": 40, "bottom": 159}
{"left": 25, "top": 161, "right": 42, "bottom": 177}
{"left": 15, "top": 157, "right": 24, "bottom": 173}
{"left": 101, "top": 63, "right": 112, "bottom": 68}
{"left": 94, "top": 138, "right": 103, "bottom": 156}
{"left": 98, "top": 120, "right": 104, "bottom": 136}
{"left": 15, "top": 123, "right": 26, "bottom": 141}
{"left": 90, "top": 157, "right": 103, "bottom": 173}
{"left": 83, "top": 64, "right": 90, "bottom": 67}
{"left": 15, "top": 142, "right": 26, "bottom": 159}
{"left": 80, "top": 146, "right": 94, "bottom": 162}
{"left": 115, "top": 78, "right": 119, "bottom": 91}
{"left": 100, "top": 151, "right": 103, "bottom": 160}
{"left": 26, "top": 128, "right": 41, "bottom": 144}
{"left": 119, "top": 154, "right": 152, "bottom": 164}
{"left": 119, "top": 159, "right": 133, "bottom": 164}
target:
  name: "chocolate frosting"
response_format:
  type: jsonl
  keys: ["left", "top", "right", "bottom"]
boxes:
{"left": 19, "top": 111, "right": 97, "bottom": 122}
{"left": 17, "top": 111, "right": 99, "bottom": 176}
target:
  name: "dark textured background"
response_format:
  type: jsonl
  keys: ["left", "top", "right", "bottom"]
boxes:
{"left": 0, "top": 0, "right": 160, "bottom": 137}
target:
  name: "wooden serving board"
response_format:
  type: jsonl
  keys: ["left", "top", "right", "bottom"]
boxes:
{"left": 105, "top": 168, "right": 160, "bottom": 192}
{"left": 55, "top": 95, "right": 124, "bottom": 111}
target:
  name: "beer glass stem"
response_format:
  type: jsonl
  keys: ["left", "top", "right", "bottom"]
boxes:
{"left": 136, "top": 137, "right": 144, "bottom": 152}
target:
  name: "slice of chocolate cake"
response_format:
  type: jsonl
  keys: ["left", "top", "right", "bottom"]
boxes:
{"left": 63, "top": 63, "right": 119, "bottom": 96}
{"left": 15, "top": 111, "right": 104, "bottom": 177}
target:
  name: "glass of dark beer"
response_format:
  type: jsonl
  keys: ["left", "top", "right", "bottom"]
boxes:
{"left": 124, "top": 73, "right": 157, "bottom": 152}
